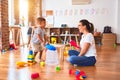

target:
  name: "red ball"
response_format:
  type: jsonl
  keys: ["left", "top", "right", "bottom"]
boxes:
{"left": 69, "top": 69, "right": 72, "bottom": 75}
{"left": 80, "top": 71, "right": 86, "bottom": 76}
{"left": 69, "top": 69, "right": 76, "bottom": 75}
{"left": 31, "top": 72, "right": 40, "bottom": 79}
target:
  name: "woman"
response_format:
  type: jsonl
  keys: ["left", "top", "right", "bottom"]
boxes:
{"left": 68, "top": 19, "right": 96, "bottom": 66}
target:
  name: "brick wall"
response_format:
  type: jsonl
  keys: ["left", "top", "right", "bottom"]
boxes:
{"left": 0, "top": 0, "right": 9, "bottom": 49}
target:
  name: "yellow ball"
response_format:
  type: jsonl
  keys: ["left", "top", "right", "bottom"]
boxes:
{"left": 40, "top": 62, "right": 45, "bottom": 66}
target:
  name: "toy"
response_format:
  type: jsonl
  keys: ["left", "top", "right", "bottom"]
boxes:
{"left": 76, "top": 76, "right": 83, "bottom": 80}
{"left": 45, "top": 44, "right": 56, "bottom": 51}
{"left": 28, "top": 63, "right": 33, "bottom": 66}
{"left": 10, "top": 48, "right": 13, "bottom": 50}
{"left": 31, "top": 72, "right": 40, "bottom": 79}
{"left": 51, "top": 37, "right": 57, "bottom": 44}
{"left": 5, "top": 48, "right": 7, "bottom": 51}
{"left": 70, "top": 40, "right": 80, "bottom": 49}
{"left": 27, "top": 50, "right": 34, "bottom": 65}
{"left": 9, "top": 43, "right": 17, "bottom": 50}
{"left": 114, "top": 43, "right": 117, "bottom": 48}
{"left": 76, "top": 70, "right": 87, "bottom": 79}
{"left": 1, "top": 49, "right": 6, "bottom": 53}
{"left": 69, "top": 69, "right": 75, "bottom": 75}
{"left": 40, "top": 62, "right": 45, "bottom": 66}
{"left": 69, "top": 69, "right": 87, "bottom": 80}
{"left": 16, "top": 61, "right": 27, "bottom": 67}
{"left": 56, "top": 66, "right": 61, "bottom": 71}
{"left": 45, "top": 49, "right": 59, "bottom": 65}
{"left": 71, "top": 46, "right": 75, "bottom": 50}
{"left": 75, "top": 70, "right": 80, "bottom": 76}
{"left": 64, "top": 47, "right": 68, "bottom": 56}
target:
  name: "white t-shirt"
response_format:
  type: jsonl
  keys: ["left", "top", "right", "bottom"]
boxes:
{"left": 32, "top": 27, "right": 46, "bottom": 44}
{"left": 80, "top": 33, "right": 96, "bottom": 57}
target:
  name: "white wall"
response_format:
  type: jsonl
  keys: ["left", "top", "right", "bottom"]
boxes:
{"left": 45, "top": 0, "right": 120, "bottom": 43}
{"left": 116, "top": 0, "right": 120, "bottom": 43}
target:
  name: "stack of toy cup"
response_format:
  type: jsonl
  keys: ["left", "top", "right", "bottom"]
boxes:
{"left": 27, "top": 50, "right": 34, "bottom": 66}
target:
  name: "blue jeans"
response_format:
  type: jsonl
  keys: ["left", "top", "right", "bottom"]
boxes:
{"left": 68, "top": 50, "right": 96, "bottom": 66}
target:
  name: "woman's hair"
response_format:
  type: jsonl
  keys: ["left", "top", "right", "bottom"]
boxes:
{"left": 79, "top": 19, "right": 94, "bottom": 34}
{"left": 37, "top": 17, "right": 46, "bottom": 23}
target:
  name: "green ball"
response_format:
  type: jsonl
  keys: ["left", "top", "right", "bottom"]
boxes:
{"left": 71, "top": 46, "right": 75, "bottom": 50}
{"left": 114, "top": 43, "right": 117, "bottom": 48}
{"left": 56, "top": 66, "right": 60, "bottom": 71}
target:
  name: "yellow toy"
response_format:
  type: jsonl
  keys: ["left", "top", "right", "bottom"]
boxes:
{"left": 64, "top": 47, "right": 69, "bottom": 56}
{"left": 40, "top": 62, "right": 45, "bottom": 66}
{"left": 51, "top": 37, "right": 57, "bottom": 44}
{"left": 16, "top": 61, "right": 27, "bottom": 67}
{"left": 80, "top": 76, "right": 83, "bottom": 80}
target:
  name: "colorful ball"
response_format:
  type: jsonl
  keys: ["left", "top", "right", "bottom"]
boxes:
{"left": 31, "top": 72, "right": 40, "bottom": 79}
{"left": 40, "top": 62, "right": 45, "bottom": 66}
{"left": 75, "top": 70, "right": 80, "bottom": 76}
{"left": 69, "top": 69, "right": 75, "bottom": 75}
{"left": 56, "top": 66, "right": 61, "bottom": 71}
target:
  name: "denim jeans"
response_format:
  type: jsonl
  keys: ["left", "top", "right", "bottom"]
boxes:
{"left": 68, "top": 50, "right": 96, "bottom": 66}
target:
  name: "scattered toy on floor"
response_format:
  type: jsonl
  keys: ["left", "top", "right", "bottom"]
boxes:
{"left": 40, "top": 61, "right": 45, "bottom": 66}
{"left": 69, "top": 69, "right": 87, "bottom": 80}
{"left": 56, "top": 66, "right": 61, "bottom": 72}
{"left": 31, "top": 72, "right": 40, "bottom": 79}
{"left": 9, "top": 42, "right": 17, "bottom": 50}
{"left": 16, "top": 61, "right": 27, "bottom": 67}
{"left": 27, "top": 50, "right": 34, "bottom": 66}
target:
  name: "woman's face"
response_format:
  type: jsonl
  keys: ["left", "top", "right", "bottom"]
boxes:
{"left": 78, "top": 22, "right": 85, "bottom": 33}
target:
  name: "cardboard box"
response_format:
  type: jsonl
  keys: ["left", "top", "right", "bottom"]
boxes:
{"left": 102, "top": 33, "right": 116, "bottom": 39}
{"left": 102, "top": 33, "right": 116, "bottom": 46}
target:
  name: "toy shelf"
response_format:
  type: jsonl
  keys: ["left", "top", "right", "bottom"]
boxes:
{"left": 45, "top": 27, "right": 81, "bottom": 44}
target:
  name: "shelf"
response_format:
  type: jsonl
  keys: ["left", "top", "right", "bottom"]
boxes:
{"left": 60, "top": 34, "right": 79, "bottom": 36}
{"left": 49, "top": 34, "right": 80, "bottom": 36}
{"left": 46, "top": 27, "right": 81, "bottom": 43}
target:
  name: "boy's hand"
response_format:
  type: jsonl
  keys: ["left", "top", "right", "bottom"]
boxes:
{"left": 41, "top": 42, "right": 45, "bottom": 49}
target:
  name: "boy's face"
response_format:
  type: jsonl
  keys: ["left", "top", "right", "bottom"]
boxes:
{"left": 36, "top": 21, "right": 46, "bottom": 28}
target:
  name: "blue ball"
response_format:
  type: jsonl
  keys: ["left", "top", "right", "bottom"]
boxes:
{"left": 29, "top": 50, "right": 33, "bottom": 55}
{"left": 75, "top": 70, "right": 80, "bottom": 76}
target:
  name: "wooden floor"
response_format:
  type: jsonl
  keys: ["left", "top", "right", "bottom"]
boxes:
{"left": 0, "top": 45, "right": 120, "bottom": 80}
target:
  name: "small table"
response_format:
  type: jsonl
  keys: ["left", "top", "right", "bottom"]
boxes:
{"left": 51, "top": 44, "right": 65, "bottom": 61}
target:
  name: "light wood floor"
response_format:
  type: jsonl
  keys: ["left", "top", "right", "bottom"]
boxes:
{"left": 0, "top": 45, "right": 120, "bottom": 80}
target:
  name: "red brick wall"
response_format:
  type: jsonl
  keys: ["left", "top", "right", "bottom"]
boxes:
{"left": 0, "top": 0, "right": 9, "bottom": 49}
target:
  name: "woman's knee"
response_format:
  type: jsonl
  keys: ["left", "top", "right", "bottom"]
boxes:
{"left": 69, "top": 56, "right": 77, "bottom": 64}
{"left": 68, "top": 50, "right": 79, "bottom": 56}
{"left": 68, "top": 50, "right": 74, "bottom": 56}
